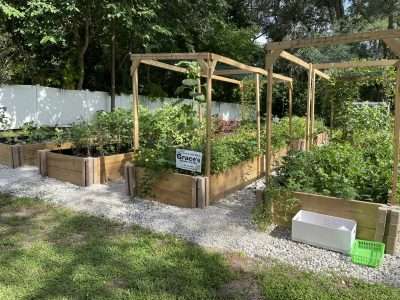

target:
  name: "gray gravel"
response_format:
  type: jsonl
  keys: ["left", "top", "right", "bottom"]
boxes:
{"left": 0, "top": 164, "right": 399, "bottom": 287}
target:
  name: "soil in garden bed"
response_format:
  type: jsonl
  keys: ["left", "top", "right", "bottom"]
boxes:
{"left": 51, "top": 145, "right": 133, "bottom": 158}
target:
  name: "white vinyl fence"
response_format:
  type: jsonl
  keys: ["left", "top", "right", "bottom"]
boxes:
{"left": 0, "top": 85, "right": 242, "bottom": 129}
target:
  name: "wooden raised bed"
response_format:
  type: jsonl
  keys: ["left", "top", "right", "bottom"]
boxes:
{"left": 124, "top": 132, "right": 329, "bottom": 209}
{"left": 38, "top": 150, "right": 133, "bottom": 186}
{"left": 0, "top": 142, "right": 71, "bottom": 168}
{"left": 262, "top": 191, "right": 400, "bottom": 254}
{"left": 125, "top": 144, "right": 290, "bottom": 208}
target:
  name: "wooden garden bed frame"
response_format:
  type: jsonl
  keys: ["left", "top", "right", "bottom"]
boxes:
{"left": 38, "top": 149, "right": 133, "bottom": 186}
{"left": 0, "top": 142, "right": 71, "bottom": 168}
{"left": 129, "top": 52, "right": 295, "bottom": 205}
{"left": 264, "top": 29, "right": 400, "bottom": 205}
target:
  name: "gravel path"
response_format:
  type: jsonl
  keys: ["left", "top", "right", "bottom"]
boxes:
{"left": 0, "top": 165, "right": 399, "bottom": 287}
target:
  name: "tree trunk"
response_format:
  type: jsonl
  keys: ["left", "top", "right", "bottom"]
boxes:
{"left": 110, "top": 23, "right": 116, "bottom": 111}
{"left": 77, "top": 18, "right": 89, "bottom": 90}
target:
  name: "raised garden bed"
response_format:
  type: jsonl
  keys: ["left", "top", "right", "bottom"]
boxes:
{"left": 0, "top": 141, "right": 71, "bottom": 168}
{"left": 125, "top": 135, "right": 325, "bottom": 208}
{"left": 39, "top": 149, "right": 133, "bottom": 186}
{"left": 258, "top": 190, "right": 400, "bottom": 254}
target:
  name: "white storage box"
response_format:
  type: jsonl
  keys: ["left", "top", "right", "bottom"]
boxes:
{"left": 292, "top": 210, "right": 357, "bottom": 254}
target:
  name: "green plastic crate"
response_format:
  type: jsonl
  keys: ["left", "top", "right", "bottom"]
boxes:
{"left": 351, "top": 239, "right": 385, "bottom": 268}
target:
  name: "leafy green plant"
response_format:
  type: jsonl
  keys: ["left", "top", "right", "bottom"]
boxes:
{"left": 276, "top": 130, "right": 394, "bottom": 203}
{"left": 0, "top": 106, "right": 10, "bottom": 130}
{"left": 175, "top": 61, "right": 205, "bottom": 103}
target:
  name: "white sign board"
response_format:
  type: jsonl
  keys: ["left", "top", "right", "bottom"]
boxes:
{"left": 176, "top": 149, "right": 202, "bottom": 173}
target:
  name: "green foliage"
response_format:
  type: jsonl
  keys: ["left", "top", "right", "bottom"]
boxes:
{"left": 175, "top": 61, "right": 205, "bottom": 103}
{"left": 318, "top": 67, "right": 396, "bottom": 126}
{"left": 0, "top": 107, "right": 10, "bottom": 130}
{"left": 135, "top": 104, "right": 204, "bottom": 171}
{"left": 253, "top": 186, "right": 300, "bottom": 230}
{"left": 0, "top": 194, "right": 234, "bottom": 299}
{"left": 211, "top": 126, "right": 259, "bottom": 174}
{"left": 68, "top": 108, "right": 133, "bottom": 156}
{"left": 272, "top": 116, "right": 325, "bottom": 150}
{"left": 335, "top": 104, "right": 391, "bottom": 142}
{"left": 277, "top": 129, "right": 394, "bottom": 203}
{"left": 259, "top": 263, "right": 400, "bottom": 300}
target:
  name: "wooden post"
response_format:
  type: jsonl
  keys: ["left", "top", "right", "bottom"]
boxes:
{"left": 256, "top": 73, "right": 261, "bottom": 151}
{"left": 391, "top": 63, "right": 400, "bottom": 205}
{"left": 131, "top": 59, "right": 140, "bottom": 150}
{"left": 204, "top": 56, "right": 216, "bottom": 204}
{"left": 265, "top": 66, "right": 274, "bottom": 184}
{"left": 288, "top": 81, "right": 293, "bottom": 140}
{"left": 310, "top": 66, "right": 316, "bottom": 148}
{"left": 330, "top": 98, "right": 334, "bottom": 136}
{"left": 305, "top": 65, "right": 312, "bottom": 151}
{"left": 197, "top": 78, "right": 202, "bottom": 122}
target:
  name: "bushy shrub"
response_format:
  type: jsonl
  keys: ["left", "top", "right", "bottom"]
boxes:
{"left": 277, "top": 130, "right": 393, "bottom": 203}
{"left": 335, "top": 104, "right": 391, "bottom": 142}
{"left": 68, "top": 108, "right": 133, "bottom": 156}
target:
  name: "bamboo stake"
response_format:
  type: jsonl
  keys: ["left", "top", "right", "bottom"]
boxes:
{"left": 131, "top": 62, "right": 140, "bottom": 150}
{"left": 391, "top": 63, "right": 400, "bottom": 205}
{"left": 256, "top": 74, "right": 261, "bottom": 151}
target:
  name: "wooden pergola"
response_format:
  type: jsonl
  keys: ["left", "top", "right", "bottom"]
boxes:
{"left": 130, "top": 52, "right": 293, "bottom": 201}
{"left": 264, "top": 29, "right": 400, "bottom": 205}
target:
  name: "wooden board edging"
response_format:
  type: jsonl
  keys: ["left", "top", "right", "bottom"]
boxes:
{"left": 40, "top": 151, "right": 133, "bottom": 186}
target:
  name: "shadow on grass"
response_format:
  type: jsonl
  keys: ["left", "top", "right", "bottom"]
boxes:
{"left": 0, "top": 194, "right": 234, "bottom": 300}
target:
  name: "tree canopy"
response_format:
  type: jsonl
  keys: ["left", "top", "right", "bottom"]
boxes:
{"left": 1, "top": 0, "right": 399, "bottom": 106}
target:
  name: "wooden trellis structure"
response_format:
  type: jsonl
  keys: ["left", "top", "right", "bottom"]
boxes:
{"left": 264, "top": 29, "right": 400, "bottom": 205}
{"left": 130, "top": 52, "right": 293, "bottom": 201}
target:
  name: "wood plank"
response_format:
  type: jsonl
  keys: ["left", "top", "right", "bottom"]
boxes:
{"left": 131, "top": 52, "right": 211, "bottom": 61}
{"left": 99, "top": 153, "right": 133, "bottom": 183}
{"left": 47, "top": 166, "right": 84, "bottom": 186}
{"left": 383, "top": 39, "right": 400, "bottom": 57}
{"left": 293, "top": 192, "right": 383, "bottom": 229}
{"left": 141, "top": 59, "right": 241, "bottom": 85}
{"left": 279, "top": 51, "right": 330, "bottom": 79}
{"left": 314, "top": 59, "right": 399, "bottom": 70}
{"left": 392, "top": 65, "right": 400, "bottom": 204}
{"left": 0, "top": 143, "right": 12, "bottom": 167}
{"left": 265, "top": 29, "right": 400, "bottom": 50}
{"left": 20, "top": 142, "right": 72, "bottom": 166}
{"left": 214, "top": 69, "right": 293, "bottom": 83}
{"left": 210, "top": 156, "right": 265, "bottom": 201}
{"left": 135, "top": 168, "right": 194, "bottom": 208}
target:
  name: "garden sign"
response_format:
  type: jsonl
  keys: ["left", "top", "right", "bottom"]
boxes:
{"left": 176, "top": 149, "right": 202, "bottom": 173}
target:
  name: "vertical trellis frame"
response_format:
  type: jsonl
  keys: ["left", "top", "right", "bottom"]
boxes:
{"left": 265, "top": 29, "right": 400, "bottom": 204}
{"left": 130, "top": 52, "right": 293, "bottom": 205}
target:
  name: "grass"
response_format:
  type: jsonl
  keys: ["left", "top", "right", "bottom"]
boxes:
{"left": 0, "top": 193, "right": 399, "bottom": 300}
{"left": 259, "top": 264, "right": 400, "bottom": 300}
{"left": 0, "top": 194, "right": 233, "bottom": 299}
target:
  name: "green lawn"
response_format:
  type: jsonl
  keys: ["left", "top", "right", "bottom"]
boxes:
{"left": 259, "top": 264, "right": 400, "bottom": 300}
{"left": 0, "top": 194, "right": 399, "bottom": 300}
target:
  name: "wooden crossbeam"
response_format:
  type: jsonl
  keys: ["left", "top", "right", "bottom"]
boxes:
{"left": 383, "top": 39, "right": 400, "bottom": 57}
{"left": 280, "top": 51, "right": 330, "bottom": 80}
{"left": 214, "top": 69, "right": 292, "bottom": 83}
{"left": 214, "top": 54, "right": 264, "bottom": 75}
{"left": 131, "top": 52, "right": 210, "bottom": 60}
{"left": 140, "top": 59, "right": 241, "bottom": 85}
{"left": 265, "top": 29, "right": 400, "bottom": 51}
{"left": 314, "top": 59, "right": 399, "bottom": 69}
